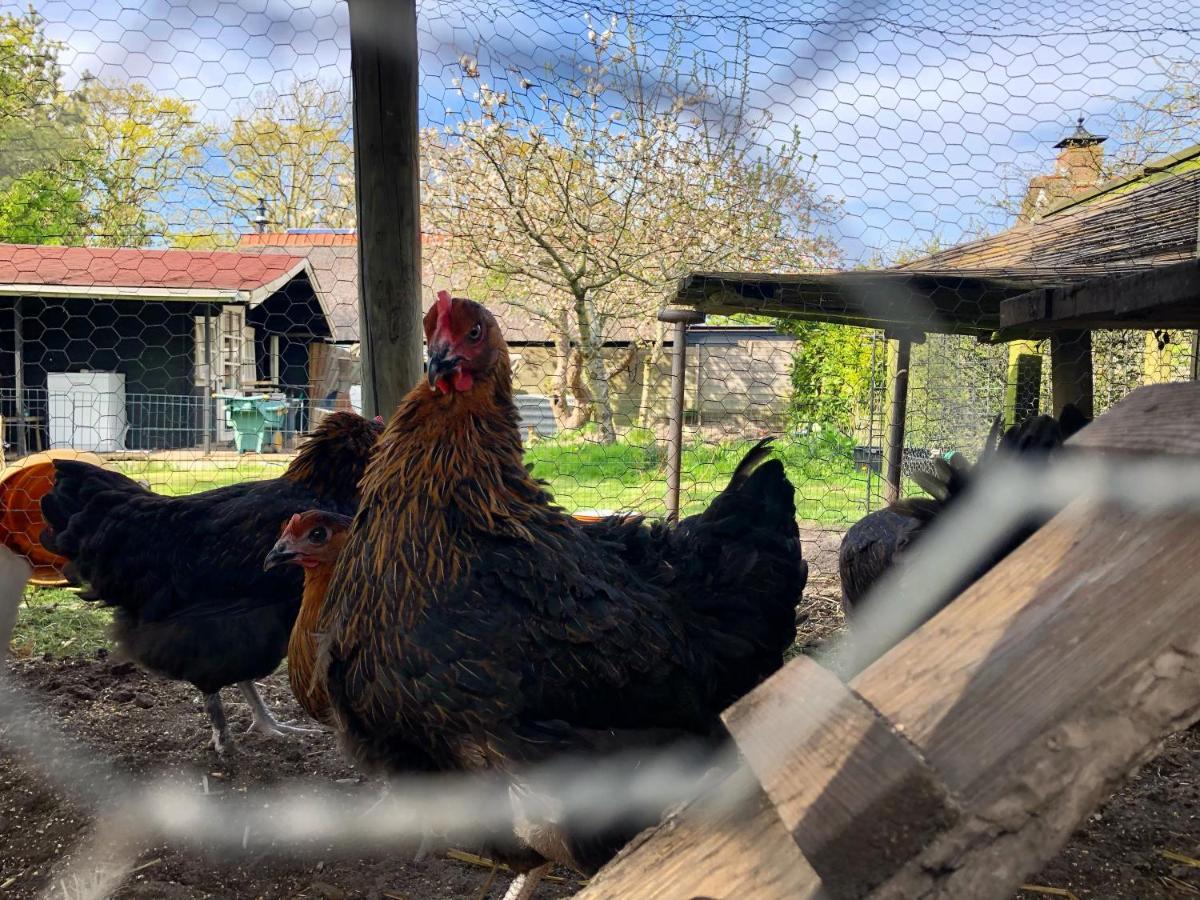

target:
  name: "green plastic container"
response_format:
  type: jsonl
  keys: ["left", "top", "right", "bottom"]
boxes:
{"left": 219, "top": 395, "right": 290, "bottom": 453}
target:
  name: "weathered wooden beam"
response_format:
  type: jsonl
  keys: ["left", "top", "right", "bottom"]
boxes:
{"left": 853, "top": 500, "right": 1200, "bottom": 899}
{"left": 999, "top": 258, "right": 1200, "bottom": 330}
{"left": 722, "top": 657, "right": 959, "bottom": 897}
{"left": 575, "top": 767, "right": 822, "bottom": 900}
{"left": 1050, "top": 328, "right": 1093, "bottom": 419}
{"left": 348, "top": 0, "right": 424, "bottom": 419}
{"left": 1068, "top": 380, "right": 1200, "bottom": 456}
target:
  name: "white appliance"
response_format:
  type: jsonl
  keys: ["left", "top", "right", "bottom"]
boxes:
{"left": 47, "top": 371, "right": 128, "bottom": 452}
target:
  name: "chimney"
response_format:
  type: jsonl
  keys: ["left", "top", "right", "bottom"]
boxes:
{"left": 1019, "top": 117, "right": 1107, "bottom": 223}
{"left": 253, "top": 198, "right": 269, "bottom": 234}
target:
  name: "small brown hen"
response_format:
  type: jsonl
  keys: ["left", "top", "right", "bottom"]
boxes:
{"left": 264, "top": 510, "right": 353, "bottom": 725}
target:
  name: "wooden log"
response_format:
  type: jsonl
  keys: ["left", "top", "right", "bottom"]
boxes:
{"left": 575, "top": 767, "right": 822, "bottom": 900}
{"left": 347, "top": 0, "right": 425, "bottom": 419}
{"left": 1000, "top": 258, "right": 1200, "bottom": 331}
{"left": 1050, "top": 328, "right": 1093, "bottom": 419}
{"left": 722, "top": 656, "right": 959, "bottom": 897}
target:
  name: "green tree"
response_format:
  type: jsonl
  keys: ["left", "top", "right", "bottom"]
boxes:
{"left": 0, "top": 165, "right": 88, "bottom": 244}
{"left": 784, "top": 321, "right": 882, "bottom": 438}
{"left": 0, "top": 7, "right": 90, "bottom": 243}
{"left": 218, "top": 78, "right": 354, "bottom": 231}
{"left": 80, "top": 79, "right": 213, "bottom": 247}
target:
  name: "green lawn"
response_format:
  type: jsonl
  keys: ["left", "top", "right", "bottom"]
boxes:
{"left": 10, "top": 586, "right": 111, "bottom": 658}
{"left": 111, "top": 436, "right": 880, "bottom": 526}
{"left": 525, "top": 434, "right": 879, "bottom": 525}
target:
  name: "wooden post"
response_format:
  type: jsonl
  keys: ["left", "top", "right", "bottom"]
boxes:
{"left": 348, "top": 0, "right": 424, "bottom": 420}
{"left": 1004, "top": 340, "right": 1042, "bottom": 426}
{"left": 1050, "top": 328, "right": 1093, "bottom": 419}
{"left": 883, "top": 336, "right": 911, "bottom": 504}
{"left": 658, "top": 307, "right": 704, "bottom": 521}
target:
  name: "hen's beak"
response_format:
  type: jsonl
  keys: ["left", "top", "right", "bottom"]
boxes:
{"left": 263, "top": 541, "right": 297, "bottom": 571}
{"left": 426, "top": 346, "right": 461, "bottom": 392}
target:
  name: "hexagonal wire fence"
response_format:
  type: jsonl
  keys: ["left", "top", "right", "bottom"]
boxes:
{"left": 0, "top": 0, "right": 1199, "bottom": 895}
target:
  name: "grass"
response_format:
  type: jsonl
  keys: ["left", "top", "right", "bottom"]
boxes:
{"left": 108, "top": 434, "right": 884, "bottom": 526}
{"left": 10, "top": 586, "right": 112, "bottom": 658}
{"left": 526, "top": 433, "right": 880, "bottom": 526}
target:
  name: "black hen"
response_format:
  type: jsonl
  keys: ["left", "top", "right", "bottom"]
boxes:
{"left": 838, "top": 405, "right": 1089, "bottom": 620}
{"left": 40, "top": 411, "right": 382, "bottom": 752}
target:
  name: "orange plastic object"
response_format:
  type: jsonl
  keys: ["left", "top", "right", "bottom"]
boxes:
{"left": 0, "top": 450, "right": 103, "bottom": 586}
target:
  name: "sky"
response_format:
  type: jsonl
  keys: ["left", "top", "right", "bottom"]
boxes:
{"left": 11, "top": 0, "right": 1200, "bottom": 262}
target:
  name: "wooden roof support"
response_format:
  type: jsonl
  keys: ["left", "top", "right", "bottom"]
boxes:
{"left": 1050, "top": 328, "right": 1094, "bottom": 419}
{"left": 999, "top": 258, "right": 1200, "bottom": 335}
{"left": 883, "top": 336, "right": 912, "bottom": 505}
{"left": 582, "top": 382, "right": 1200, "bottom": 899}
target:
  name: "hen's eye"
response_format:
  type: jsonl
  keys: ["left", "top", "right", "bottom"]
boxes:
{"left": 310, "top": 527, "right": 327, "bottom": 543}
{"left": 467, "top": 323, "right": 483, "bottom": 342}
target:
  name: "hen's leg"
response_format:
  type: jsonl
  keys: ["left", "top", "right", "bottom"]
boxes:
{"left": 238, "top": 681, "right": 319, "bottom": 736}
{"left": 501, "top": 863, "right": 551, "bottom": 900}
{"left": 205, "top": 691, "right": 230, "bottom": 753}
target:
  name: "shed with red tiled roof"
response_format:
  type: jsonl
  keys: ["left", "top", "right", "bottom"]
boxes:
{"left": 0, "top": 243, "right": 347, "bottom": 454}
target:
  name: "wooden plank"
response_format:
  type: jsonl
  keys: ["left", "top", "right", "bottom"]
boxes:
{"left": 1068, "top": 380, "right": 1200, "bottom": 456}
{"left": 722, "top": 656, "right": 959, "bottom": 898}
{"left": 851, "top": 502, "right": 1200, "bottom": 899}
{"left": 1050, "top": 329, "right": 1093, "bottom": 419}
{"left": 348, "top": 0, "right": 425, "bottom": 419}
{"left": 575, "top": 767, "right": 822, "bottom": 900}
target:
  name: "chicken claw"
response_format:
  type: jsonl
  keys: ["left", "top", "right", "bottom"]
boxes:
{"left": 238, "top": 681, "right": 320, "bottom": 737}
{"left": 501, "top": 863, "right": 551, "bottom": 900}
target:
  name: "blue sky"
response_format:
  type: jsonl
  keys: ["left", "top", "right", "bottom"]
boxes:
{"left": 12, "top": 0, "right": 1200, "bottom": 262}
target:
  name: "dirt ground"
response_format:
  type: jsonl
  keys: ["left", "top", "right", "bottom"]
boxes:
{"left": 4, "top": 556, "right": 1200, "bottom": 899}
{"left": 0, "top": 654, "right": 579, "bottom": 900}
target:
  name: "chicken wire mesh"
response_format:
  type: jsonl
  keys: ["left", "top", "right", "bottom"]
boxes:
{"left": 1, "top": 0, "right": 1200, "bottom": 896}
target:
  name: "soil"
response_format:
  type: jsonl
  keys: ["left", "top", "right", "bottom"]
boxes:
{"left": 5, "top": 606, "right": 1200, "bottom": 898}
{"left": 0, "top": 653, "right": 579, "bottom": 900}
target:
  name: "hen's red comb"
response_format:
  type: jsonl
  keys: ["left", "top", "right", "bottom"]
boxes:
{"left": 435, "top": 290, "right": 454, "bottom": 333}
{"left": 283, "top": 513, "right": 305, "bottom": 537}
{"left": 373, "top": 415, "right": 384, "bottom": 424}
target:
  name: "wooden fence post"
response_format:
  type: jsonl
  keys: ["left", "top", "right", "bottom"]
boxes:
{"left": 348, "top": 0, "right": 425, "bottom": 419}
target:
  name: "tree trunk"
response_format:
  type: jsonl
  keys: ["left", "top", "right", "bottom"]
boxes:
{"left": 574, "top": 292, "right": 617, "bottom": 444}
{"left": 637, "top": 322, "right": 666, "bottom": 429}
{"left": 550, "top": 309, "right": 591, "bottom": 431}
